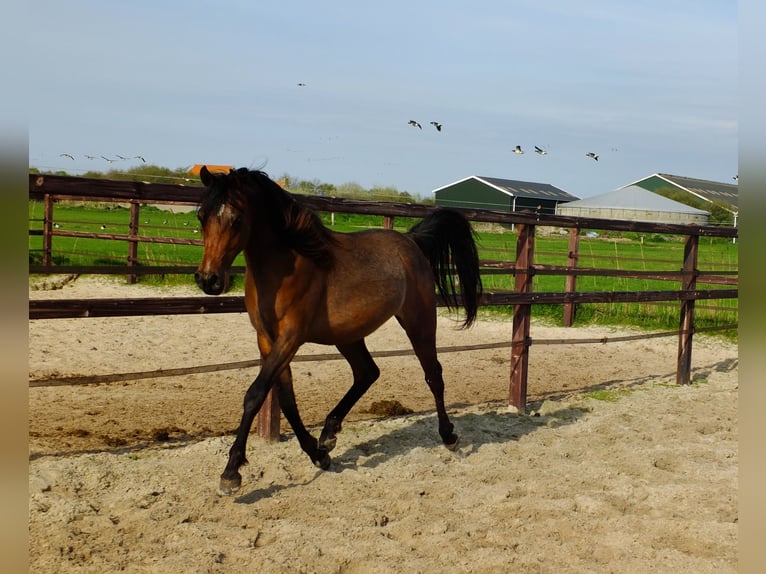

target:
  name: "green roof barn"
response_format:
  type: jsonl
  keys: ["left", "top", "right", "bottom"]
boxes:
{"left": 620, "top": 173, "right": 737, "bottom": 226}
{"left": 432, "top": 175, "right": 579, "bottom": 215}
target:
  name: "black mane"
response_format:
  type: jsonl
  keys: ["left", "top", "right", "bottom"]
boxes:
{"left": 199, "top": 168, "right": 336, "bottom": 267}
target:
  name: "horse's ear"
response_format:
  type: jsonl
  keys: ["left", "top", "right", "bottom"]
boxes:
{"left": 200, "top": 165, "right": 213, "bottom": 186}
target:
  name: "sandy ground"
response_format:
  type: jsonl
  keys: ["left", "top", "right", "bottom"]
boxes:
{"left": 29, "top": 276, "right": 738, "bottom": 573}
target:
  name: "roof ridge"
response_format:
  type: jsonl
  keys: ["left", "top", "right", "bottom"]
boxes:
{"left": 657, "top": 173, "right": 736, "bottom": 187}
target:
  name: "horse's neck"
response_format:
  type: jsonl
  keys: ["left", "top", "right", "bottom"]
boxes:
{"left": 242, "top": 215, "right": 292, "bottom": 273}
{"left": 243, "top": 188, "right": 323, "bottom": 274}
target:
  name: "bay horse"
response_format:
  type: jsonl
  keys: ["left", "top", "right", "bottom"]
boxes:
{"left": 194, "top": 166, "right": 483, "bottom": 495}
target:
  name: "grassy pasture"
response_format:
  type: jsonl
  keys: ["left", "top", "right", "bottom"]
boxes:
{"left": 29, "top": 202, "right": 738, "bottom": 337}
{"left": 29, "top": 202, "right": 204, "bottom": 268}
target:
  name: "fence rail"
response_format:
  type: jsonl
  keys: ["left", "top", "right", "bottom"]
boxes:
{"left": 28, "top": 174, "right": 738, "bottom": 428}
{"left": 27, "top": 288, "right": 738, "bottom": 320}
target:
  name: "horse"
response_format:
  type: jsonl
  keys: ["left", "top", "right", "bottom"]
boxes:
{"left": 194, "top": 166, "right": 483, "bottom": 495}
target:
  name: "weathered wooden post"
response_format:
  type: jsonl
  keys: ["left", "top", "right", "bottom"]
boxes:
{"left": 562, "top": 227, "right": 580, "bottom": 326}
{"left": 509, "top": 223, "right": 535, "bottom": 412}
{"left": 127, "top": 201, "right": 140, "bottom": 284}
{"left": 383, "top": 215, "right": 394, "bottom": 230}
{"left": 677, "top": 233, "right": 699, "bottom": 385}
{"left": 43, "top": 193, "right": 54, "bottom": 267}
{"left": 257, "top": 388, "right": 282, "bottom": 441}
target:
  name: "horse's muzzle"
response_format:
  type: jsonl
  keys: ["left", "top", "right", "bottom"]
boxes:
{"left": 194, "top": 270, "right": 226, "bottom": 295}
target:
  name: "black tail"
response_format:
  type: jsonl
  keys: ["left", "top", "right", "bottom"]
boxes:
{"left": 407, "top": 209, "right": 483, "bottom": 328}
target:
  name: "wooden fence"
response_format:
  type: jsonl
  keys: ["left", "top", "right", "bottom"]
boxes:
{"left": 28, "top": 174, "right": 738, "bottom": 437}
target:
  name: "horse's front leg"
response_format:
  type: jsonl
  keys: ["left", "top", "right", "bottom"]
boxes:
{"left": 220, "top": 344, "right": 297, "bottom": 495}
{"left": 219, "top": 370, "right": 274, "bottom": 495}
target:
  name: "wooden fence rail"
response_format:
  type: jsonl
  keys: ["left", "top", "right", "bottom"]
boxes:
{"left": 29, "top": 174, "right": 738, "bottom": 235}
{"left": 29, "top": 174, "right": 738, "bottom": 430}
{"left": 27, "top": 288, "right": 738, "bottom": 320}
{"left": 31, "top": 324, "right": 737, "bottom": 390}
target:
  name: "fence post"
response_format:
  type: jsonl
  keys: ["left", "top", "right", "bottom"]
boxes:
{"left": 127, "top": 201, "right": 140, "bottom": 284}
{"left": 383, "top": 215, "right": 394, "bottom": 230}
{"left": 677, "top": 234, "right": 699, "bottom": 385}
{"left": 509, "top": 223, "right": 535, "bottom": 413}
{"left": 43, "top": 194, "right": 54, "bottom": 267}
{"left": 562, "top": 227, "right": 580, "bottom": 326}
{"left": 257, "top": 388, "right": 282, "bottom": 441}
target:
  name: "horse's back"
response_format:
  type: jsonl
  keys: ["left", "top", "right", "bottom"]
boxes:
{"left": 306, "top": 229, "right": 434, "bottom": 344}
{"left": 332, "top": 228, "right": 431, "bottom": 285}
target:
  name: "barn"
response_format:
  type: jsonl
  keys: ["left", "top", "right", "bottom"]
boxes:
{"left": 620, "top": 173, "right": 737, "bottom": 226}
{"left": 556, "top": 185, "right": 710, "bottom": 225}
{"left": 432, "top": 175, "right": 579, "bottom": 215}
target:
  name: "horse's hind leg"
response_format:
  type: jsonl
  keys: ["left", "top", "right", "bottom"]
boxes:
{"left": 275, "top": 367, "right": 331, "bottom": 470}
{"left": 397, "top": 314, "right": 459, "bottom": 450}
{"left": 318, "top": 340, "right": 380, "bottom": 456}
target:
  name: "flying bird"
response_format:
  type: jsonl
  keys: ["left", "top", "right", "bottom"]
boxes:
{"left": 408, "top": 120, "right": 422, "bottom": 129}
{"left": 513, "top": 145, "right": 524, "bottom": 154}
{"left": 59, "top": 153, "right": 74, "bottom": 160}
{"left": 733, "top": 175, "right": 738, "bottom": 181}
{"left": 534, "top": 146, "right": 547, "bottom": 155}
{"left": 116, "top": 154, "right": 129, "bottom": 160}
{"left": 297, "top": 82, "right": 306, "bottom": 87}
{"left": 586, "top": 152, "right": 599, "bottom": 161}
{"left": 134, "top": 155, "right": 146, "bottom": 163}
{"left": 101, "top": 156, "right": 116, "bottom": 163}
{"left": 430, "top": 121, "right": 442, "bottom": 132}
{"left": 84, "top": 154, "right": 96, "bottom": 160}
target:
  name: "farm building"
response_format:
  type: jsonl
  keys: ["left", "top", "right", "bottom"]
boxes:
{"left": 432, "top": 175, "right": 579, "bottom": 215}
{"left": 556, "top": 185, "right": 710, "bottom": 225}
{"left": 620, "top": 173, "right": 737, "bottom": 225}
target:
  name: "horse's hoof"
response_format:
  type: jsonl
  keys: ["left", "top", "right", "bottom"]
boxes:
{"left": 219, "top": 475, "right": 242, "bottom": 496}
{"left": 313, "top": 452, "right": 332, "bottom": 471}
{"left": 318, "top": 435, "right": 337, "bottom": 453}
{"left": 445, "top": 435, "right": 460, "bottom": 451}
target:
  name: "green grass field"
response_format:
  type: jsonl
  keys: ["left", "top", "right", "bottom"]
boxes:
{"left": 29, "top": 202, "right": 204, "bottom": 267}
{"left": 29, "top": 201, "right": 738, "bottom": 338}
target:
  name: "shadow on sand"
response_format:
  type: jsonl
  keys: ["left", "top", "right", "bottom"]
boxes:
{"left": 233, "top": 403, "right": 585, "bottom": 504}
{"left": 232, "top": 356, "right": 738, "bottom": 503}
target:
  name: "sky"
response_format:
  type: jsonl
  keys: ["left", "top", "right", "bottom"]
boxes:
{"left": 27, "top": 0, "right": 737, "bottom": 200}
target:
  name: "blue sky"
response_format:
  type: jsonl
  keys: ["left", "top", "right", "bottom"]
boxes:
{"left": 27, "top": 0, "right": 737, "bottom": 199}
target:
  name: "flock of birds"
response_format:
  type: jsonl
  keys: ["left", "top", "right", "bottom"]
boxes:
{"left": 299, "top": 85, "right": 608, "bottom": 162}
{"left": 59, "top": 153, "right": 145, "bottom": 163}
{"left": 407, "top": 119, "right": 603, "bottom": 161}
{"left": 49, "top": 82, "right": 628, "bottom": 172}
{"left": 54, "top": 81, "right": 736, "bottom": 180}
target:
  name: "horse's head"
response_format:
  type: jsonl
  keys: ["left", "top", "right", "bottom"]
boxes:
{"left": 194, "top": 166, "right": 250, "bottom": 295}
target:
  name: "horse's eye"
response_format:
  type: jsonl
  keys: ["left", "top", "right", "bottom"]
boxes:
{"left": 232, "top": 214, "right": 243, "bottom": 228}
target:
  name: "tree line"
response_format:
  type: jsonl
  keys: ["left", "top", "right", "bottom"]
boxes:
{"left": 28, "top": 165, "right": 432, "bottom": 204}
